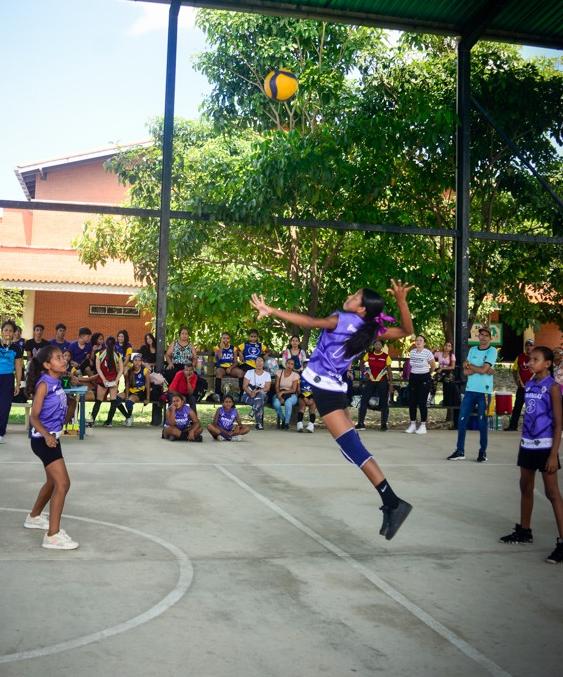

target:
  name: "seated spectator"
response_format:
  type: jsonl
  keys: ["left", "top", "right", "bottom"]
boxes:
{"left": 92, "top": 336, "right": 126, "bottom": 426}
{"left": 213, "top": 332, "right": 244, "bottom": 400}
{"left": 297, "top": 372, "right": 317, "bottom": 432}
{"left": 165, "top": 326, "right": 197, "bottom": 380}
{"left": 69, "top": 327, "right": 92, "bottom": 368}
{"left": 24, "top": 324, "right": 49, "bottom": 361}
{"left": 237, "top": 329, "right": 269, "bottom": 374}
{"left": 116, "top": 329, "right": 133, "bottom": 370}
{"left": 168, "top": 362, "right": 198, "bottom": 411}
{"left": 431, "top": 341, "right": 456, "bottom": 404}
{"left": 162, "top": 392, "right": 202, "bottom": 441}
{"left": 281, "top": 335, "right": 307, "bottom": 373}
{"left": 139, "top": 333, "right": 157, "bottom": 369}
{"left": 50, "top": 323, "right": 71, "bottom": 353}
{"left": 207, "top": 394, "right": 250, "bottom": 441}
{"left": 90, "top": 332, "right": 105, "bottom": 360}
{"left": 242, "top": 356, "right": 271, "bottom": 430}
{"left": 273, "top": 358, "right": 300, "bottom": 429}
{"left": 116, "top": 353, "right": 151, "bottom": 427}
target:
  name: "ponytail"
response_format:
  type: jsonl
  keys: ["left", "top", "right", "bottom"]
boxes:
{"left": 105, "top": 336, "right": 117, "bottom": 373}
{"left": 343, "top": 288, "right": 388, "bottom": 358}
{"left": 26, "top": 345, "right": 59, "bottom": 397}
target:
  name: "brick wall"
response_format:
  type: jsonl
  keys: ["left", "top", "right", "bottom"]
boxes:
{"left": 33, "top": 290, "right": 152, "bottom": 348}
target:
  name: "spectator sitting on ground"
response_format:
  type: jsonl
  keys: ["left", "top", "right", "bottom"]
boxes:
{"left": 273, "top": 358, "right": 300, "bottom": 429}
{"left": 213, "top": 332, "right": 244, "bottom": 401}
{"left": 69, "top": 327, "right": 92, "bottom": 369}
{"left": 207, "top": 394, "right": 250, "bottom": 441}
{"left": 281, "top": 335, "right": 307, "bottom": 373}
{"left": 24, "top": 324, "right": 49, "bottom": 361}
{"left": 168, "top": 362, "right": 198, "bottom": 411}
{"left": 50, "top": 323, "right": 71, "bottom": 353}
{"left": 237, "top": 329, "right": 269, "bottom": 375}
{"left": 162, "top": 392, "right": 202, "bottom": 442}
{"left": 139, "top": 333, "right": 157, "bottom": 369}
{"left": 117, "top": 353, "right": 151, "bottom": 427}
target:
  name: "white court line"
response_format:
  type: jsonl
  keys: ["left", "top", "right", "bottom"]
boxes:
{"left": 0, "top": 460, "right": 515, "bottom": 467}
{"left": 0, "top": 508, "right": 194, "bottom": 665}
{"left": 215, "top": 463, "right": 513, "bottom": 677}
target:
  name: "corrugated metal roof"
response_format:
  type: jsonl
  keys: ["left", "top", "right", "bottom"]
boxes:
{"left": 135, "top": 0, "right": 563, "bottom": 49}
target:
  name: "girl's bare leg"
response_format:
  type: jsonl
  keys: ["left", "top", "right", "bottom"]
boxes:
{"left": 45, "top": 459, "right": 71, "bottom": 536}
{"left": 542, "top": 471, "right": 563, "bottom": 538}
{"left": 30, "top": 474, "right": 55, "bottom": 517}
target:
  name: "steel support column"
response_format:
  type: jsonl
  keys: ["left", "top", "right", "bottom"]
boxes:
{"left": 155, "top": 0, "right": 181, "bottom": 372}
{"left": 454, "top": 42, "right": 471, "bottom": 364}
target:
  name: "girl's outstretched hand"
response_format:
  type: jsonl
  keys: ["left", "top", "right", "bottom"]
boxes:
{"left": 386, "top": 278, "right": 414, "bottom": 302}
{"left": 251, "top": 294, "right": 272, "bottom": 320}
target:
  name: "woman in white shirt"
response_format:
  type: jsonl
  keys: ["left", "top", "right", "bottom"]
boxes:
{"left": 242, "top": 356, "right": 272, "bottom": 430}
{"left": 406, "top": 335, "right": 436, "bottom": 434}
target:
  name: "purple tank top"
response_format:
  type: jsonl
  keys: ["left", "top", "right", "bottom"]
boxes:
{"left": 172, "top": 404, "right": 191, "bottom": 431}
{"left": 217, "top": 406, "right": 237, "bottom": 431}
{"left": 521, "top": 375, "right": 555, "bottom": 451}
{"left": 32, "top": 373, "right": 67, "bottom": 436}
{"left": 305, "top": 312, "right": 367, "bottom": 391}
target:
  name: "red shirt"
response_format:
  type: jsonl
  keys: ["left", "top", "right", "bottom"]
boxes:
{"left": 514, "top": 353, "right": 533, "bottom": 385}
{"left": 169, "top": 371, "right": 197, "bottom": 395}
{"left": 364, "top": 351, "right": 392, "bottom": 382}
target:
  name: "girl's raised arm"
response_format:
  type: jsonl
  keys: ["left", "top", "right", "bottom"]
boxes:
{"left": 250, "top": 294, "right": 337, "bottom": 330}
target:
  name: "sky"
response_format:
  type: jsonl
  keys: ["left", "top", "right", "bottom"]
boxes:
{"left": 0, "top": 1, "right": 559, "bottom": 201}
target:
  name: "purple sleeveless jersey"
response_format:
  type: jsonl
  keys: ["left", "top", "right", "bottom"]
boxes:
{"left": 521, "top": 375, "right": 555, "bottom": 451}
{"left": 217, "top": 406, "right": 237, "bottom": 431}
{"left": 31, "top": 373, "right": 67, "bottom": 436}
{"left": 170, "top": 404, "right": 191, "bottom": 431}
{"left": 305, "top": 312, "right": 368, "bottom": 392}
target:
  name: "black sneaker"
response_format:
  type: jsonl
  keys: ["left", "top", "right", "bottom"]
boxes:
{"left": 255, "top": 423, "right": 264, "bottom": 430}
{"left": 447, "top": 450, "right": 465, "bottom": 461}
{"left": 545, "top": 538, "right": 563, "bottom": 564}
{"left": 276, "top": 418, "right": 282, "bottom": 429}
{"left": 103, "top": 421, "right": 112, "bottom": 427}
{"left": 355, "top": 423, "right": 366, "bottom": 431}
{"left": 499, "top": 524, "right": 533, "bottom": 544}
{"left": 194, "top": 434, "right": 203, "bottom": 443}
{"left": 380, "top": 425, "right": 388, "bottom": 432}
{"left": 379, "top": 506, "right": 390, "bottom": 535}
{"left": 383, "top": 499, "right": 413, "bottom": 541}
{"left": 477, "top": 452, "right": 488, "bottom": 463}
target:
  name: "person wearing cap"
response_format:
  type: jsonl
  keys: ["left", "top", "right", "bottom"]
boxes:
{"left": 447, "top": 326, "right": 497, "bottom": 462}
{"left": 505, "top": 339, "right": 535, "bottom": 431}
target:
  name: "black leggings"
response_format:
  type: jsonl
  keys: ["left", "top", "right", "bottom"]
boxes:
{"left": 408, "top": 373, "right": 432, "bottom": 422}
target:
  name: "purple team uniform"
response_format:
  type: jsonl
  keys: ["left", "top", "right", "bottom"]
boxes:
{"left": 69, "top": 341, "right": 91, "bottom": 365}
{"left": 216, "top": 406, "right": 238, "bottom": 432}
{"left": 518, "top": 375, "right": 560, "bottom": 471}
{"left": 166, "top": 404, "right": 191, "bottom": 431}
{"left": 30, "top": 373, "right": 68, "bottom": 467}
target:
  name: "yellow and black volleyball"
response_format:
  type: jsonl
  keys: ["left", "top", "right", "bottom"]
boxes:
{"left": 263, "top": 69, "right": 298, "bottom": 102}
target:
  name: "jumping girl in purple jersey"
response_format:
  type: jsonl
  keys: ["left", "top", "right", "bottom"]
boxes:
{"left": 251, "top": 280, "right": 415, "bottom": 540}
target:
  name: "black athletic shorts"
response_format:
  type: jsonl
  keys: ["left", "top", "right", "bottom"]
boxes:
{"left": 517, "top": 447, "right": 561, "bottom": 472}
{"left": 31, "top": 436, "right": 63, "bottom": 467}
{"left": 311, "top": 386, "right": 348, "bottom": 417}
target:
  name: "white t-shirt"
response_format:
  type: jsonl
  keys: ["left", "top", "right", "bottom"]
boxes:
{"left": 409, "top": 348, "right": 434, "bottom": 374}
{"left": 245, "top": 369, "right": 272, "bottom": 390}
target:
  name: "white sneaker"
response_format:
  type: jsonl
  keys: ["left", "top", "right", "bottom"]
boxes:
{"left": 405, "top": 422, "right": 417, "bottom": 434}
{"left": 231, "top": 435, "right": 242, "bottom": 442}
{"left": 125, "top": 416, "right": 133, "bottom": 427}
{"left": 0, "top": 435, "right": 5, "bottom": 444}
{"left": 306, "top": 422, "right": 315, "bottom": 433}
{"left": 42, "top": 529, "right": 79, "bottom": 550}
{"left": 296, "top": 421, "right": 304, "bottom": 432}
{"left": 217, "top": 435, "right": 227, "bottom": 442}
{"left": 24, "top": 513, "right": 49, "bottom": 530}
{"left": 416, "top": 423, "right": 427, "bottom": 434}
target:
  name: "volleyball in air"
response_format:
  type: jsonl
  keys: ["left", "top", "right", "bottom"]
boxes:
{"left": 263, "top": 69, "right": 298, "bottom": 101}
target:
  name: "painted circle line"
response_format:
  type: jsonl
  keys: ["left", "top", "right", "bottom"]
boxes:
{"left": 0, "top": 508, "right": 194, "bottom": 665}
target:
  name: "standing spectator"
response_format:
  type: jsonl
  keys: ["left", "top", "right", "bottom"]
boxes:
{"left": 405, "top": 335, "right": 435, "bottom": 435}
{"left": 68, "top": 327, "right": 92, "bottom": 369}
{"left": 505, "top": 339, "right": 535, "bottom": 431}
{"left": 554, "top": 348, "right": 563, "bottom": 399}
{"left": 431, "top": 341, "right": 456, "bottom": 404}
{"left": 237, "top": 329, "right": 269, "bottom": 374}
{"left": 139, "top": 333, "right": 157, "bottom": 369}
{"left": 89, "top": 332, "right": 105, "bottom": 360}
{"left": 93, "top": 337, "right": 125, "bottom": 427}
{"left": 165, "top": 327, "right": 197, "bottom": 380}
{"left": 356, "top": 339, "right": 393, "bottom": 432}
{"left": 281, "top": 335, "right": 307, "bottom": 373}
{"left": 272, "top": 358, "right": 300, "bottom": 429}
{"left": 116, "top": 329, "right": 133, "bottom": 370}
{"left": 50, "top": 323, "right": 71, "bottom": 353}
{"left": 213, "top": 332, "right": 244, "bottom": 400}
{"left": 169, "top": 363, "right": 199, "bottom": 411}
{"left": 448, "top": 326, "right": 497, "bottom": 462}
{"left": 24, "top": 324, "right": 50, "bottom": 361}
{"left": 0, "top": 320, "right": 23, "bottom": 444}
{"left": 242, "top": 356, "right": 271, "bottom": 430}
{"left": 13, "top": 326, "right": 26, "bottom": 352}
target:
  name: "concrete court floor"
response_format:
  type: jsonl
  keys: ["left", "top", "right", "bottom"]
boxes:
{"left": 0, "top": 422, "right": 562, "bottom": 677}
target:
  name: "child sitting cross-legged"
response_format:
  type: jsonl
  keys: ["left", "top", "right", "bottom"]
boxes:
{"left": 207, "top": 395, "right": 250, "bottom": 442}
{"left": 162, "top": 392, "right": 203, "bottom": 442}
